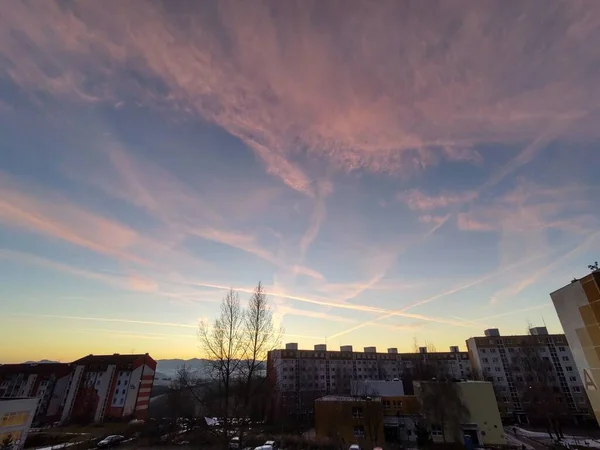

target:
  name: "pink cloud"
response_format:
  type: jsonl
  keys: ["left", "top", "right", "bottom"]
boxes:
{"left": 401, "top": 190, "right": 478, "bottom": 211}
{"left": 0, "top": 172, "right": 144, "bottom": 263}
{"left": 2, "top": 1, "right": 599, "bottom": 191}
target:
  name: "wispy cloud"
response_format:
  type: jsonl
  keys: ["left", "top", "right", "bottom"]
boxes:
{"left": 0, "top": 172, "right": 144, "bottom": 263}
{"left": 400, "top": 190, "right": 477, "bottom": 212}
{"left": 2, "top": 1, "right": 600, "bottom": 191}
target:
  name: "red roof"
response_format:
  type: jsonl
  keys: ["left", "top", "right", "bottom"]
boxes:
{"left": 72, "top": 353, "right": 156, "bottom": 368}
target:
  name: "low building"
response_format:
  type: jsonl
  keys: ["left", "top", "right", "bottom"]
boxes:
{"left": 0, "top": 398, "right": 39, "bottom": 450}
{"left": 315, "top": 395, "right": 384, "bottom": 448}
{"left": 414, "top": 381, "right": 505, "bottom": 447}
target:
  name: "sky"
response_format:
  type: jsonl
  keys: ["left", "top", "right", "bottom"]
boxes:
{"left": 1, "top": 0, "right": 600, "bottom": 363}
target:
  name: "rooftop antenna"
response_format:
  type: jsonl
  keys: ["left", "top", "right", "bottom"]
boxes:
{"left": 542, "top": 316, "right": 547, "bottom": 329}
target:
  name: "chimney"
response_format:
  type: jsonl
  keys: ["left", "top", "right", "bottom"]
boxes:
{"left": 450, "top": 346, "right": 459, "bottom": 353}
{"left": 285, "top": 343, "right": 298, "bottom": 350}
{"left": 387, "top": 348, "right": 398, "bottom": 354}
{"left": 529, "top": 327, "right": 548, "bottom": 336}
{"left": 314, "top": 344, "right": 327, "bottom": 351}
{"left": 340, "top": 345, "right": 353, "bottom": 352}
{"left": 364, "top": 346, "right": 376, "bottom": 353}
{"left": 484, "top": 328, "right": 500, "bottom": 337}
{"left": 418, "top": 347, "right": 427, "bottom": 354}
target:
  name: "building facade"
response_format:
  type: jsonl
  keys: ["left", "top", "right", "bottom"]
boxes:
{"left": 315, "top": 395, "right": 385, "bottom": 448}
{"left": 466, "top": 328, "right": 591, "bottom": 424}
{"left": 0, "top": 398, "right": 39, "bottom": 450}
{"left": 0, "top": 353, "right": 156, "bottom": 425}
{"left": 0, "top": 363, "right": 72, "bottom": 424}
{"left": 61, "top": 353, "right": 156, "bottom": 423}
{"left": 414, "top": 381, "right": 505, "bottom": 446}
{"left": 267, "top": 343, "right": 470, "bottom": 421}
{"left": 551, "top": 270, "right": 600, "bottom": 425}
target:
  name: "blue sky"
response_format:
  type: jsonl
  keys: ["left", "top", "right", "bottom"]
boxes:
{"left": 1, "top": 0, "right": 600, "bottom": 362}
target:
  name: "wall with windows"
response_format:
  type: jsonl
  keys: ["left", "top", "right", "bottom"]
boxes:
{"left": 551, "top": 272, "right": 600, "bottom": 426}
{"left": 314, "top": 396, "right": 384, "bottom": 447}
{"left": 0, "top": 398, "right": 39, "bottom": 450}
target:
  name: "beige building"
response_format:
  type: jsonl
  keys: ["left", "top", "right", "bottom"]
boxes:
{"left": 414, "top": 381, "right": 505, "bottom": 447}
{"left": 0, "top": 398, "right": 39, "bottom": 450}
{"left": 551, "top": 270, "right": 600, "bottom": 425}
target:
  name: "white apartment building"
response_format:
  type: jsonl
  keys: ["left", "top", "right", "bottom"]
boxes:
{"left": 466, "top": 327, "right": 591, "bottom": 425}
{"left": 267, "top": 343, "right": 470, "bottom": 420}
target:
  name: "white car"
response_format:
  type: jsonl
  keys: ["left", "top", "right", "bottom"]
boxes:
{"left": 97, "top": 435, "right": 125, "bottom": 448}
{"left": 349, "top": 445, "right": 360, "bottom": 450}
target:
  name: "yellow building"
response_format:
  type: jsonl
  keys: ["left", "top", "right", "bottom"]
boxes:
{"left": 315, "top": 395, "right": 384, "bottom": 448}
{"left": 0, "top": 398, "right": 39, "bottom": 450}
{"left": 414, "top": 381, "right": 506, "bottom": 447}
{"left": 551, "top": 270, "right": 600, "bottom": 425}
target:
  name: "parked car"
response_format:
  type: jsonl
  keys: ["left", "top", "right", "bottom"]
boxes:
{"left": 264, "top": 440, "right": 278, "bottom": 450}
{"left": 97, "top": 435, "right": 125, "bottom": 448}
{"left": 229, "top": 437, "right": 241, "bottom": 450}
{"left": 349, "top": 445, "right": 360, "bottom": 450}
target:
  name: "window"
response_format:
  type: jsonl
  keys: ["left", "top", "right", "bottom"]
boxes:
{"left": 497, "top": 377, "right": 504, "bottom": 382}
{"left": 569, "top": 376, "right": 577, "bottom": 382}
{"left": 559, "top": 347, "right": 566, "bottom": 352}
{"left": 566, "top": 366, "right": 573, "bottom": 372}
{"left": 117, "top": 380, "right": 121, "bottom": 385}
{"left": 482, "top": 358, "right": 489, "bottom": 363}
{"left": 0, "top": 412, "right": 30, "bottom": 427}
{"left": 495, "top": 367, "right": 501, "bottom": 372}
{"left": 353, "top": 426, "right": 365, "bottom": 438}
{"left": 431, "top": 425, "right": 443, "bottom": 436}
{"left": 490, "top": 349, "right": 497, "bottom": 353}
{"left": 352, "top": 407, "right": 363, "bottom": 418}
{"left": 492, "top": 358, "right": 498, "bottom": 363}
{"left": 573, "top": 387, "right": 581, "bottom": 392}
{"left": 481, "top": 349, "right": 487, "bottom": 354}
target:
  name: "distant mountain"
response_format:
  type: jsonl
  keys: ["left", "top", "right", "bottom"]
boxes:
{"left": 156, "top": 358, "right": 211, "bottom": 379}
{"left": 155, "top": 358, "right": 266, "bottom": 381}
{"left": 21, "top": 360, "right": 59, "bottom": 364}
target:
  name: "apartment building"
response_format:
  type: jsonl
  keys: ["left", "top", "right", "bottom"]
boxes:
{"left": 0, "top": 398, "right": 39, "bottom": 450}
{"left": 0, "top": 353, "right": 156, "bottom": 425}
{"left": 551, "top": 270, "right": 600, "bottom": 425}
{"left": 466, "top": 327, "right": 591, "bottom": 425}
{"left": 0, "top": 363, "right": 72, "bottom": 424}
{"left": 267, "top": 343, "right": 470, "bottom": 420}
{"left": 61, "top": 353, "right": 156, "bottom": 423}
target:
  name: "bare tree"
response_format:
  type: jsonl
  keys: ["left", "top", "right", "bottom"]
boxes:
{"left": 199, "top": 289, "right": 246, "bottom": 440}
{"left": 238, "top": 283, "right": 282, "bottom": 437}
{"left": 417, "top": 381, "right": 467, "bottom": 443}
{"left": 589, "top": 261, "right": 599, "bottom": 271}
{"left": 354, "top": 385, "right": 383, "bottom": 447}
{"left": 510, "top": 337, "right": 568, "bottom": 436}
